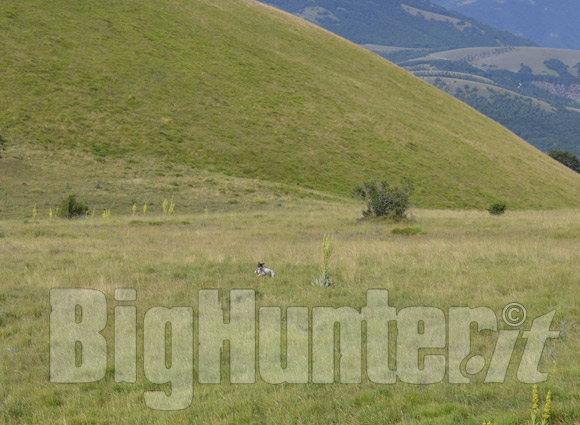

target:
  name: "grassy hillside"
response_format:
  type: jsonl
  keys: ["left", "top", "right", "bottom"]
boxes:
{"left": 2, "top": 0, "right": 580, "bottom": 213}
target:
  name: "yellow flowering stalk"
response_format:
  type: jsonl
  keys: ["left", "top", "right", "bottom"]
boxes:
{"left": 541, "top": 390, "right": 552, "bottom": 425}
{"left": 168, "top": 197, "right": 175, "bottom": 215}
{"left": 312, "top": 234, "right": 334, "bottom": 287}
{"left": 532, "top": 385, "right": 539, "bottom": 425}
{"left": 143, "top": 204, "right": 147, "bottom": 215}
{"left": 49, "top": 208, "right": 53, "bottom": 218}
{"left": 132, "top": 203, "right": 137, "bottom": 216}
{"left": 162, "top": 198, "right": 169, "bottom": 214}
{"left": 32, "top": 203, "right": 37, "bottom": 218}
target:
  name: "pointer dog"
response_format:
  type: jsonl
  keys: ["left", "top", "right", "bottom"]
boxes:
{"left": 254, "top": 262, "right": 276, "bottom": 277}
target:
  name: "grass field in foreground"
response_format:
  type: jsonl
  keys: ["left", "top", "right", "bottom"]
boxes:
{"left": 1, "top": 204, "right": 580, "bottom": 424}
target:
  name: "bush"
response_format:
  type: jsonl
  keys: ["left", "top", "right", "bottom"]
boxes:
{"left": 59, "top": 195, "right": 89, "bottom": 218}
{"left": 0, "top": 134, "right": 6, "bottom": 158}
{"left": 488, "top": 202, "right": 506, "bottom": 215}
{"left": 353, "top": 181, "right": 411, "bottom": 220}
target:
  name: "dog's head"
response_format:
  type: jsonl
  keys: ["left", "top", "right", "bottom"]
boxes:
{"left": 257, "top": 262, "right": 264, "bottom": 268}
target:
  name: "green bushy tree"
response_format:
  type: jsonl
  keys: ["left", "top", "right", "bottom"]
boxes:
{"left": 59, "top": 195, "right": 88, "bottom": 218}
{"left": 353, "top": 181, "right": 411, "bottom": 220}
{"left": 548, "top": 150, "right": 580, "bottom": 173}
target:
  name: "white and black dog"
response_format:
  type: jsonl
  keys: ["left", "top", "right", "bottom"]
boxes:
{"left": 254, "top": 262, "right": 276, "bottom": 277}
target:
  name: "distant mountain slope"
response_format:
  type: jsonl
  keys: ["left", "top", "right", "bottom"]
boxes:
{"left": 418, "top": 47, "right": 580, "bottom": 75}
{"left": 2, "top": 0, "right": 580, "bottom": 210}
{"left": 261, "top": 0, "right": 536, "bottom": 49}
{"left": 401, "top": 46, "right": 580, "bottom": 155}
{"left": 431, "top": 0, "right": 580, "bottom": 50}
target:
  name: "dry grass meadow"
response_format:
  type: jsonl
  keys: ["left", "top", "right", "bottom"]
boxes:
{"left": 1, "top": 203, "right": 580, "bottom": 424}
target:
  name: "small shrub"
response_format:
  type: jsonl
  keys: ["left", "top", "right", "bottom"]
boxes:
{"left": 59, "top": 195, "right": 88, "bottom": 219}
{"left": 353, "top": 181, "right": 411, "bottom": 220}
{"left": 0, "top": 133, "right": 6, "bottom": 158}
{"left": 488, "top": 202, "right": 506, "bottom": 215}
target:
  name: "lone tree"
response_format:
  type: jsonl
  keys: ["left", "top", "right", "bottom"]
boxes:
{"left": 353, "top": 181, "right": 412, "bottom": 220}
{"left": 59, "top": 194, "right": 89, "bottom": 218}
{"left": 548, "top": 150, "right": 580, "bottom": 173}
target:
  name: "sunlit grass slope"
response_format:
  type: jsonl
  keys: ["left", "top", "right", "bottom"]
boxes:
{"left": 2, "top": 0, "right": 580, "bottom": 209}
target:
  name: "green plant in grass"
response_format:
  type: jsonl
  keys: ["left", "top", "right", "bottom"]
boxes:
{"left": 482, "top": 385, "right": 552, "bottom": 425}
{"left": 312, "top": 234, "right": 334, "bottom": 287}
{"left": 392, "top": 227, "right": 422, "bottom": 235}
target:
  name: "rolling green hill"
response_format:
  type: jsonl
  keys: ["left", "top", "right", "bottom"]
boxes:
{"left": 2, "top": 0, "right": 580, "bottom": 214}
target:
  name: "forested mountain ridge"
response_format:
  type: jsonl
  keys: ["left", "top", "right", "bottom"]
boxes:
{"left": 261, "top": 0, "right": 536, "bottom": 50}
